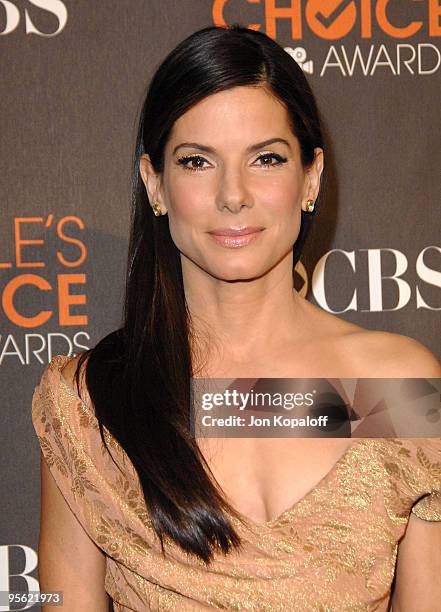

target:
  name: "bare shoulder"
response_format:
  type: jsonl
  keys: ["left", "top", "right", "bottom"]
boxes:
{"left": 341, "top": 329, "right": 441, "bottom": 378}
{"left": 296, "top": 298, "right": 440, "bottom": 377}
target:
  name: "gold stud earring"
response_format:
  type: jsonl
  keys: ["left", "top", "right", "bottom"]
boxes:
{"left": 305, "top": 198, "right": 315, "bottom": 213}
{"left": 151, "top": 201, "right": 162, "bottom": 216}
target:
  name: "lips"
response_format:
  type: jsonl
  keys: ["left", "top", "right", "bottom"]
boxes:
{"left": 207, "top": 227, "right": 265, "bottom": 249}
{"left": 208, "top": 227, "right": 264, "bottom": 237}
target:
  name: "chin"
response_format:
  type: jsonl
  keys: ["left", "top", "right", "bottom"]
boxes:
{"left": 208, "top": 262, "right": 270, "bottom": 282}
{"left": 181, "top": 249, "right": 275, "bottom": 281}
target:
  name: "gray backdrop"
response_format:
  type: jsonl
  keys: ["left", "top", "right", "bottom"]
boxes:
{"left": 1, "top": 1, "right": 440, "bottom": 608}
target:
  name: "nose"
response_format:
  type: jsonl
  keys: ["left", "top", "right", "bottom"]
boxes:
{"left": 215, "top": 164, "right": 253, "bottom": 214}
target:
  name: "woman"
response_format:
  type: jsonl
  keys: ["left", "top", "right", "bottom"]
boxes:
{"left": 32, "top": 24, "right": 441, "bottom": 610}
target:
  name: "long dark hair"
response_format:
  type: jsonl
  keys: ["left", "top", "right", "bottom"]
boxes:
{"left": 74, "top": 24, "right": 325, "bottom": 564}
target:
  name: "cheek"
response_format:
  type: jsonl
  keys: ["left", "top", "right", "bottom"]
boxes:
{"left": 163, "top": 178, "right": 209, "bottom": 250}
{"left": 166, "top": 175, "right": 210, "bottom": 218}
{"left": 259, "top": 176, "right": 303, "bottom": 245}
{"left": 258, "top": 174, "right": 302, "bottom": 217}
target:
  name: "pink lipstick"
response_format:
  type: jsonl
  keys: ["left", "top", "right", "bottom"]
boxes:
{"left": 207, "top": 226, "right": 265, "bottom": 249}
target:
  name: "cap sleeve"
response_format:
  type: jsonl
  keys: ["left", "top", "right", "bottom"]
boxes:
{"left": 411, "top": 491, "right": 441, "bottom": 521}
{"left": 410, "top": 439, "right": 441, "bottom": 522}
{"left": 31, "top": 355, "right": 154, "bottom": 560}
{"left": 32, "top": 355, "right": 103, "bottom": 503}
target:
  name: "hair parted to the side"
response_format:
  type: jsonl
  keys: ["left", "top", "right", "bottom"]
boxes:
{"left": 73, "top": 24, "right": 325, "bottom": 564}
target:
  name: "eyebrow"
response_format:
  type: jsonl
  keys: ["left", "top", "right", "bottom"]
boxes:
{"left": 172, "top": 138, "right": 291, "bottom": 157}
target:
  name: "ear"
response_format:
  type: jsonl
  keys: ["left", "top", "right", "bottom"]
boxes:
{"left": 139, "top": 154, "right": 168, "bottom": 215}
{"left": 302, "top": 147, "right": 324, "bottom": 211}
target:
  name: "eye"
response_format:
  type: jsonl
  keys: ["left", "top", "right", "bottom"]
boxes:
{"left": 176, "top": 155, "right": 210, "bottom": 172}
{"left": 254, "top": 152, "right": 288, "bottom": 167}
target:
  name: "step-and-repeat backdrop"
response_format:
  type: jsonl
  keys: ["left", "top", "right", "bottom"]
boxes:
{"left": 1, "top": 1, "right": 440, "bottom": 607}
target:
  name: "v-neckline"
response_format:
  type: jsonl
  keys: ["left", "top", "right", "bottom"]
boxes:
{"left": 50, "top": 355, "right": 365, "bottom": 532}
{"left": 225, "top": 439, "right": 365, "bottom": 531}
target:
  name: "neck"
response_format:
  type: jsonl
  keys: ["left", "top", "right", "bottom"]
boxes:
{"left": 182, "top": 255, "right": 310, "bottom": 368}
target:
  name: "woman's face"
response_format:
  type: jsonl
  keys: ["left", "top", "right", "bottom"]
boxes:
{"left": 140, "top": 85, "right": 323, "bottom": 282}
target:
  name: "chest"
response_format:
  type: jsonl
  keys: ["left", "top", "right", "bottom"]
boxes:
{"left": 192, "top": 340, "right": 369, "bottom": 526}
{"left": 196, "top": 436, "right": 355, "bottom": 526}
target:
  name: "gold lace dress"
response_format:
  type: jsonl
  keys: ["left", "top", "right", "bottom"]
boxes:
{"left": 31, "top": 355, "right": 441, "bottom": 611}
